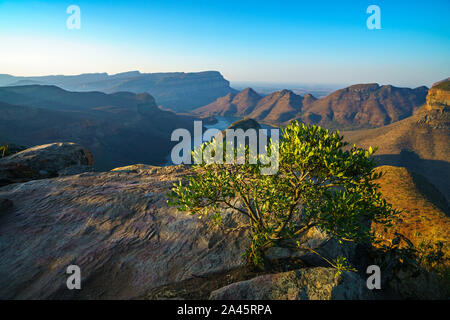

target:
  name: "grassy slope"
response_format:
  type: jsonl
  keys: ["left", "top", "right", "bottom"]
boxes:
{"left": 374, "top": 166, "right": 449, "bottom": 248}
{"left": 343, "top": 106, "right": 450, "bottom": 201}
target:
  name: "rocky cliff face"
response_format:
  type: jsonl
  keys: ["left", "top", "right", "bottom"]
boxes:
{"left": 426, "top": 79, "right": 450, "bottom": 110}
{"left": 0, "top": 71, "right": 235, "bottom": 111}
{"left": 114, "top": 71, "right": 235, "bottom": 111}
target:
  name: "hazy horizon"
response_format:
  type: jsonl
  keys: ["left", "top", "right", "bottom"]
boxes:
{"left": 0, "top": 70, "right": 438, "bottom": 92}
{"left": 0, "top": 0, "right": 449, "bottom": 88}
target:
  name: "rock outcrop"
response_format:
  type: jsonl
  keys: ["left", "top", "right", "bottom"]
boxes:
{"left": 426, "top": 79, "right": 450, "bottom": 110}
{"left": 0, "top": 142, "right": 93, "bottom": 186}
{"left": 209, "top": 267, "right": 373, "bottom": 300}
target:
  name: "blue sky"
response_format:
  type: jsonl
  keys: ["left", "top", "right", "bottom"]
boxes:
{"left": 0, "top": 0, "right": 449, "bottom": 87}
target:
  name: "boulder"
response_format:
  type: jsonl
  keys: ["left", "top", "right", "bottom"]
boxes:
{"left": 0, "top": 142, "right": 93, "bottom": 186}
{"left": 209, "top": 267, "right": 374, "bottom": 300}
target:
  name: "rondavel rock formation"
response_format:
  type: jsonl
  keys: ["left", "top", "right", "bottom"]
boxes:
{"left": 193, "top": 84, "right": 428, "bottom": 129}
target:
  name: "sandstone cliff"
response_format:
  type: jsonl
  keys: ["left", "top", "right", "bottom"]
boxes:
{"left": 0, "top": 71, "right": 235, "bottom": 111}
{"left": 426, "top": 79, "right": 450, "bottom": 110}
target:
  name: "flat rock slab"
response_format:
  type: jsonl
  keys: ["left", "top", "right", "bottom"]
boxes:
{"left": 0, "top": 165, "right": 248, "bottom": 299}
{"left": 0, "top": 198, "right": 13, "bottom": 213}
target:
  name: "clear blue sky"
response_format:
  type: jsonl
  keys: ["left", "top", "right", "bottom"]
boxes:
{"left": 0, "top": 0, "right": 449, "bottom": 87}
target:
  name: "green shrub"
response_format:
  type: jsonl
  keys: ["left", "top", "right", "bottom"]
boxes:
{"left": 168, "top": 121, "right": 398, "bottom": 266}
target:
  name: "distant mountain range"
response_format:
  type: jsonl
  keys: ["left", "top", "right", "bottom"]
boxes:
{"left": 193, "top": 83, "right": 428, "bottom": 130}
{"left": 194, "top": 79, "right": 449, "bottom": 201}
{"left": 0, "top": 71, "right": 235, "bottom": 111}
{"left": 1, "top": 76, "right": 447, "bottom": 195}
{"left": 0, "top": 85, "right": 198, "bottom": 170}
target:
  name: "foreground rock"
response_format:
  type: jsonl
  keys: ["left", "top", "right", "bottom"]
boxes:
{"left": 0, "top": 198, "right": 12, "bottom": 213}
{"left": 0, "top": 159, "right": 361, "bottom": 300}
{"left": 0, "top": 142, "right": 93, "bottom": 186}
{"left": 265, "top": 227, "right": 356, "bottom": 268}
{"left": 1, "top": 147, "right": 446, "bottom": 299}
{"left": 0, "top": 164, "right": 248, "bottom": 299}
{"left": 209, "top": 267, "right": 373, "bottom": 300}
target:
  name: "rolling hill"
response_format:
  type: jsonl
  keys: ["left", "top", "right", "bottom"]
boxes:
{"left": 373, "top": 165, "right": 449, "bottom": 248}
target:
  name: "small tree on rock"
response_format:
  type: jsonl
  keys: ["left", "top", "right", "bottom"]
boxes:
{"left": 168, "top": 121, "right": 397, "bottom": 266}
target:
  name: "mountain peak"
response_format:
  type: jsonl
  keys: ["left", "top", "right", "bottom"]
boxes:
{"left": 239, "top": 87, "right": 259, "bottom": 96}
{"left": 233, "top": 88, "right": 261, "bottom": 100}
